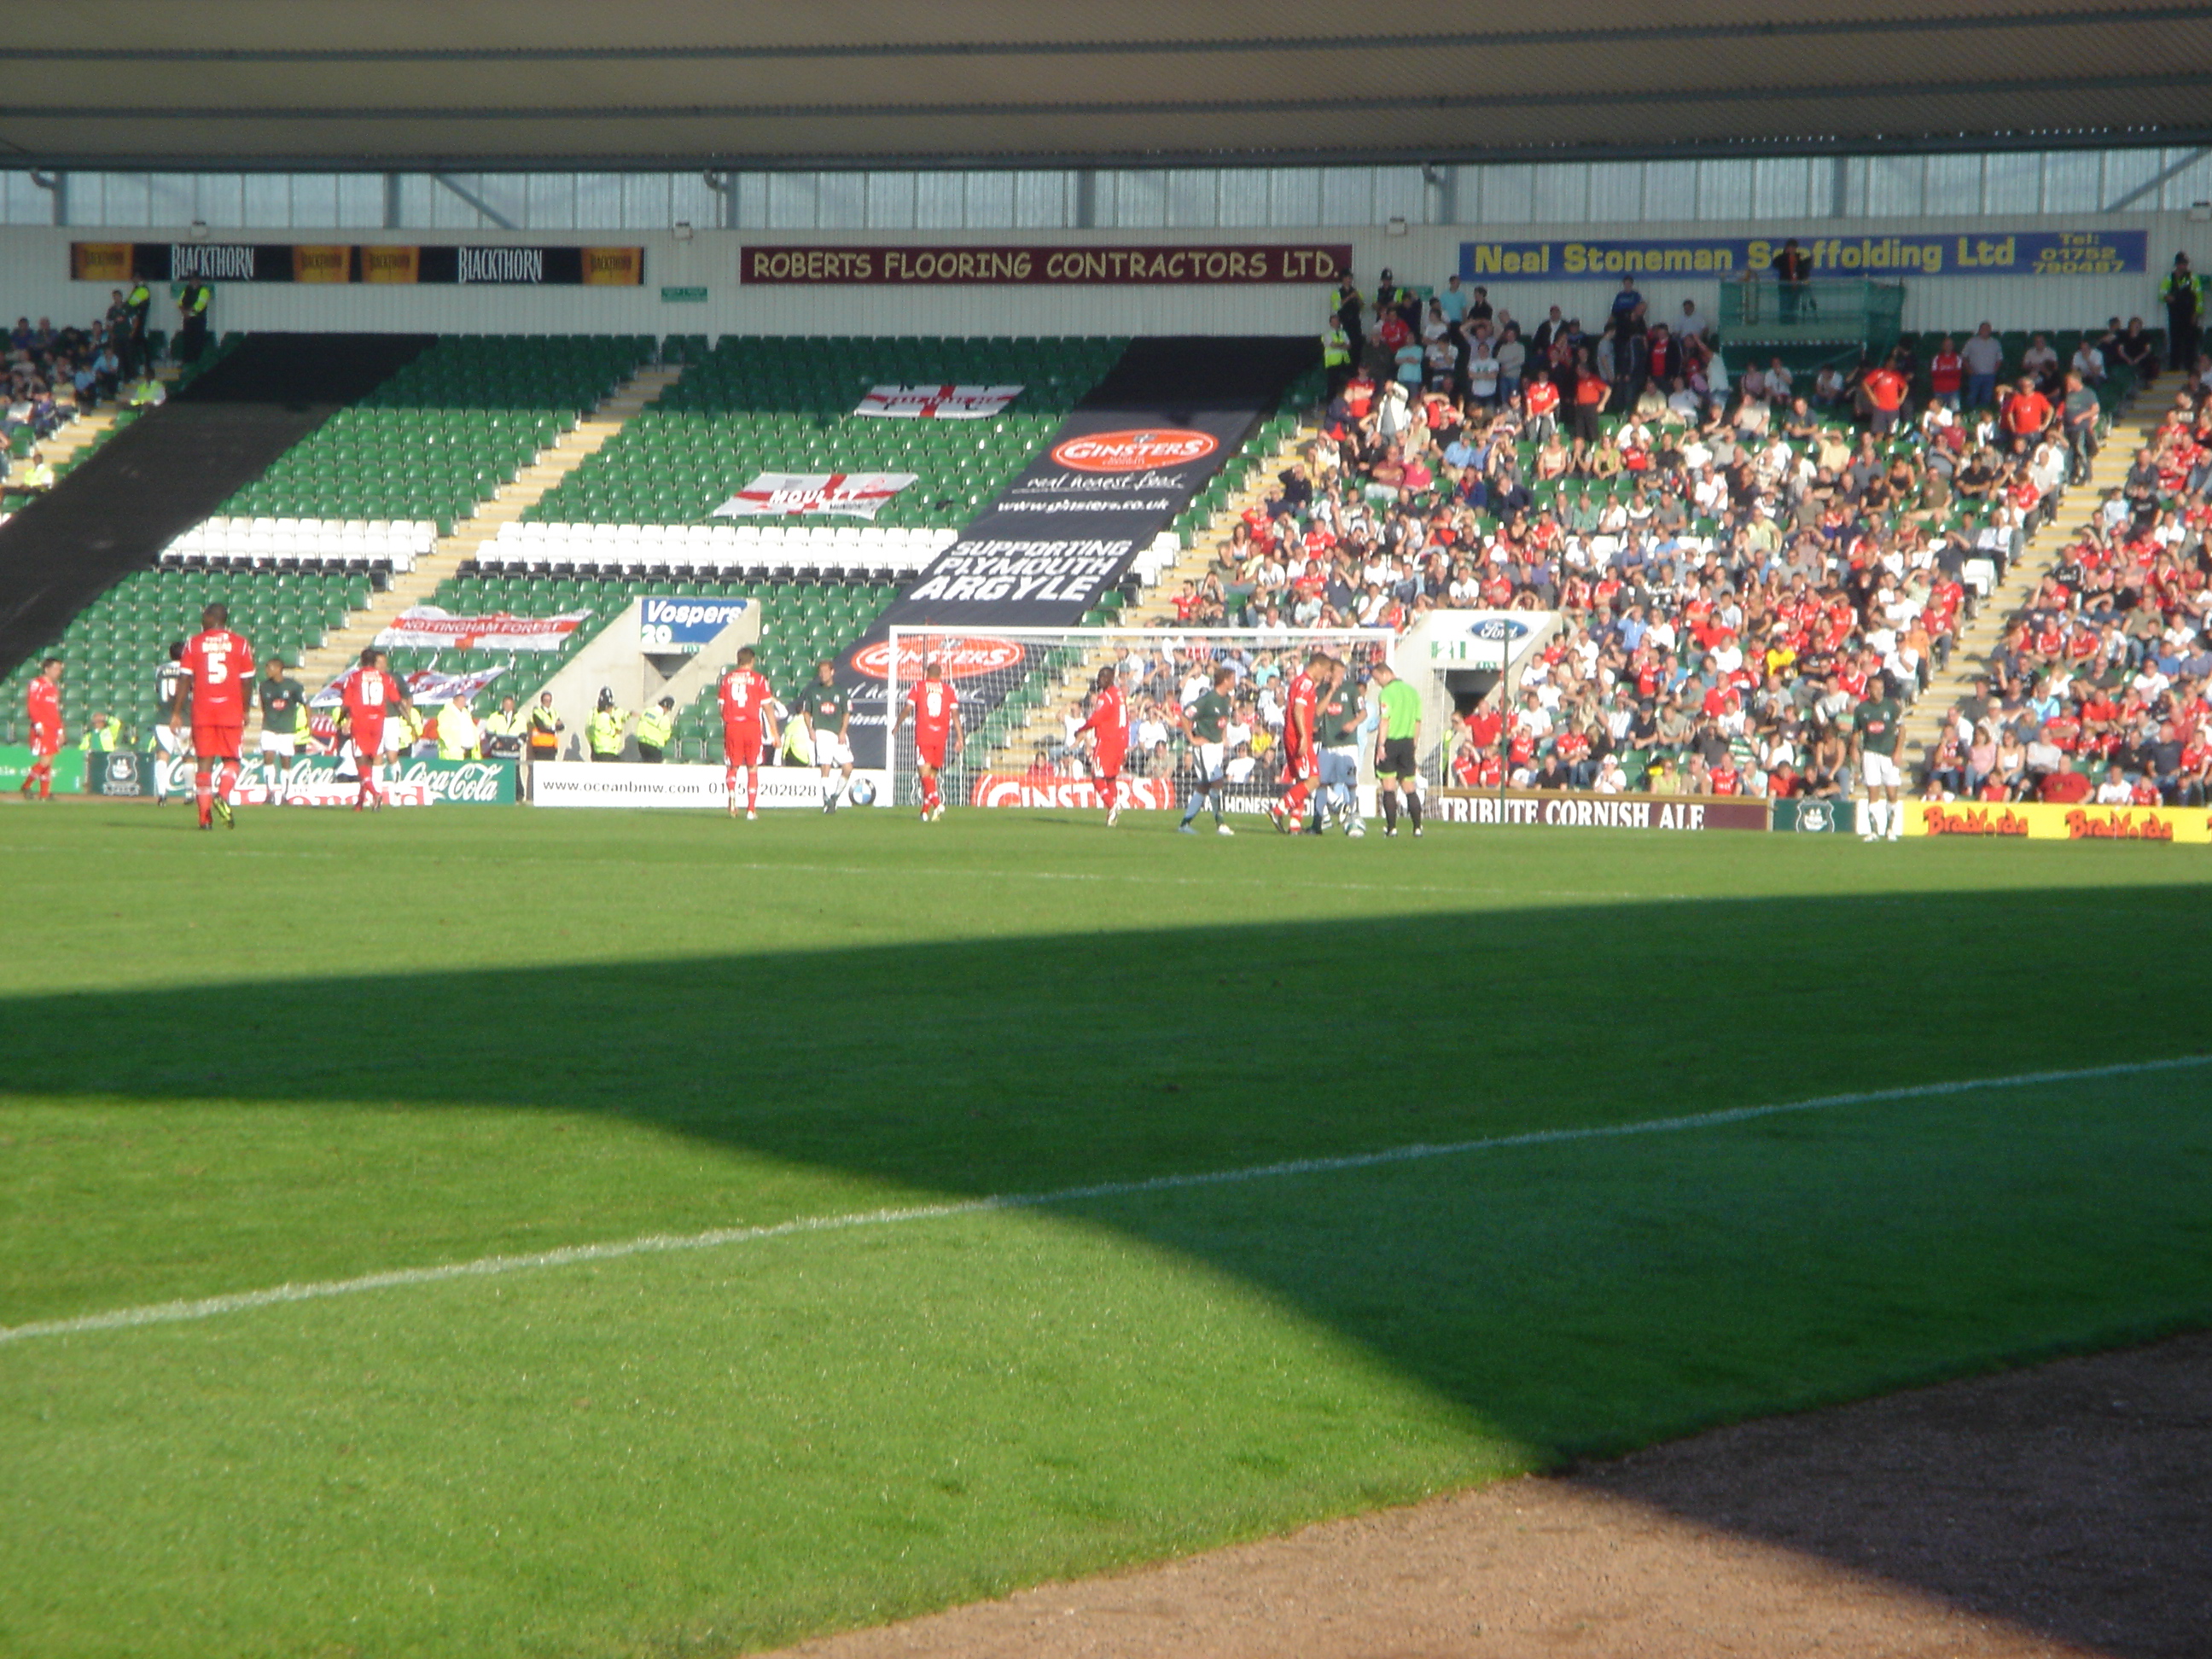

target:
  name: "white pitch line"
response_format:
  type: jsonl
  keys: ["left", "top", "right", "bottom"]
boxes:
{"left": 3, "top": 1053, "right": 2204, "bottom": 1350}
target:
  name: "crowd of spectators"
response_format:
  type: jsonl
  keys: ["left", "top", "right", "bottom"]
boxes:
{"left": 1127, "top": 265, "right": 2173, "bottom": 801}
{"left": 0, "top": 291, "right": 165, "bottom": 495}
{"left": 1920, "top": 370, "right": 2212, "bottom": 807}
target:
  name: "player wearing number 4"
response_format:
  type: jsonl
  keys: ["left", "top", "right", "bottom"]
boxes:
{"left": 895, "top": 656, "right": 963, "bottom": 822}
{"left": 169, "top": 602, "right": 255, "bottom": 830}
{"left": 718, "top": 646, "right": 778, "bottom": 820}
{"left": 1074, "top": 666, "right": 1129, "bottom": 825}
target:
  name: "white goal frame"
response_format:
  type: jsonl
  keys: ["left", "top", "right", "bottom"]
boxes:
{"left": 885, "top": 625, "right": 1395, "bottom": 812}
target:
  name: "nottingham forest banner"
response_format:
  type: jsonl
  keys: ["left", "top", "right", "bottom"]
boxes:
{"left": 832, "top": 336, "right": 1318, "bottom": 765}
{"left": 71, "top": 242, "right": 644, "bottom": 285}
{"left": 742, "top": 245, "right": 1351, "bottom": 285}
{"left": 1458, "top": 230, "right": 2146, "bottom": 280}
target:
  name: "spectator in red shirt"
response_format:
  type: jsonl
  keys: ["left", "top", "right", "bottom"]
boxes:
{"left": 2002, "top": 376, "right": 2053, "bottom": 442}
{"left": 1858, "top": 355, "right": 1909, "bottom": 435}
{"left": 1928, "top": 337, "right": 1964, "bottom": 409}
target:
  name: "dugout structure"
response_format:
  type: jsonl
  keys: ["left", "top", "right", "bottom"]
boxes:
{"left": 883, "top": 626, "right": 1393, "bottom": 812}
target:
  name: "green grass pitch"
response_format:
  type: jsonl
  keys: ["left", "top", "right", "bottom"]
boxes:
{"left": 2, "top": 800, "right": 2209, "bottom": 1656}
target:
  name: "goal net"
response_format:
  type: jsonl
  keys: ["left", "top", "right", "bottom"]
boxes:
{"left": 882, "top": 626, "right": 1394, "bottom": 813}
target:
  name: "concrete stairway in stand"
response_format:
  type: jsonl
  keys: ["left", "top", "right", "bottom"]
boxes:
{"left": 1900, "top": 392, "right": 2165, "bottom": 774}
{"left": 284, "top": 363, "right": 684, "bottom": 704}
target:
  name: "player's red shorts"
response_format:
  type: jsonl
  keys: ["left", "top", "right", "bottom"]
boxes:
{"left": 28, "top": 725, "right": 61, "bottom": 760}
{"left": 1280, "top": 742, "right": 1317, "bottom": 783}
{"left": 349, "top": 716, "right": 386, "bottom": 759}
{"left": 1091, "top": 747, "right": 1126, "bottom": 779}
{"left": 916, "top": 737, "right": 949, "bottom": 771}
{"left": 190, "top": 723, "right": 243, "bottom": 760}
{"left": 722, "top": 725, "right": 764, "bottom": 766}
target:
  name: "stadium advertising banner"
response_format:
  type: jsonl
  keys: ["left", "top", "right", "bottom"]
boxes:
{"left": 742, "top": 245, "right": 1353, "bottom": 284}
{"left": 1429, "top": 789, "right": 1769, "bottom": 830}
{"left": 530, "top": 761, "right": 889, "bottom": 810}
{"left": 70, "top": 242, "right": 645, "bottom": 285}
{"left": 638, "top": 597, "right": 750, "bottom": 654}
{"left": 1771, "top": 798, "right": 1859, "bottom": 834}
{"left": 1458, "top": 229, "right": 2146, "bottom": 280}
{"left": 375, "top": 607, "right": 592, "bottom": 652}
{"left": 1906, "top": 800, "right": 2211, "bottom": 841}
{"left": 0, "top": 742, "right": 82, "bottom": 793}
{"left": 712, "top": 473, "right": 917, "bottom": 519}
{"left": 856, "top": 385, "right": 1023, "bottom": 419}
{"left": 967, "top": 773, "right": 1176, "bottom": 810}
{"left": 208, "top": 758, "right": 517, "bottom": 807}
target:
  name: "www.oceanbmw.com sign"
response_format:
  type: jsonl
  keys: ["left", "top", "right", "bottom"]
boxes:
{"left": 1460, "top": 230, "right": 2146, "bottom": 280}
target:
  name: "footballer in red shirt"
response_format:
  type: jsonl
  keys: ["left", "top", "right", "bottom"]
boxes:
{"left": 1074, "top": 666, "right": 1130, "bottom": 825}
{"left": 340, "top": 647, "right": 407, "bottom": 811}
{"left": 1272, "top": 652, "right": 1324, "bottom": 834}
{"left": 169, "top": 602, "right": 255, "bottom": 829}
{"left": 20, "top": 655, "right": 63, "bottom": 801}
{"left": 716, "top": 645, "right": 778, "bottom": 820}
{"left": 895, "top": 657, "right": 963, "bottom": 822}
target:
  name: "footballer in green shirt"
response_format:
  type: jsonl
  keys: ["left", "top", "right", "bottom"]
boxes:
{"left": 1179, "top": 665, "right": 1238, "bottom": 835}
{"left": 798, "top": 660, "right": 855, "bottom": 812}
{"left": 1851, "top": 678, "right": 1904, "bottom": 842}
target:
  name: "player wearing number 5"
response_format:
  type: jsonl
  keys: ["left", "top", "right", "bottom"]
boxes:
{"left": 169, "top": 602, "right": 255, "bottom": 830}
{"left": 895, "top": 656, "right": 963, "bottom": 822}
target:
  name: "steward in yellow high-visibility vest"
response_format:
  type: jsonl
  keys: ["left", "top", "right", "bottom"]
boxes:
{"left": 436, "top": 696, "right": 481, "bottom": 760}
{"left": 634, "top": 696, "right": 676, "bottom": 763}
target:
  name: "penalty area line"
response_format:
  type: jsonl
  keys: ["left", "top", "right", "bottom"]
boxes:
{"left": 3, "top": 1053, "right": 2204, "bottom": 1349}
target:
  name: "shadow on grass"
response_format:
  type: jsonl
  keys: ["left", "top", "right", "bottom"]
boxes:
{"left": 5, "top": 882, "right": 2211, "bottom": 1655}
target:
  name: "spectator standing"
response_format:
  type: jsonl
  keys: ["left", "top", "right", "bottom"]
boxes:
{"left": 1773, "top": 237, "right": 1812, "bottom": 323}
{"left": 1928, "top": 336, "right": 1964, "bottom": 408}
{"left": 2160, "top": 253, "right": 2201, "bottom": 370}
{"left": 1960, "top": 323, "right": 2005, "bottom": 409}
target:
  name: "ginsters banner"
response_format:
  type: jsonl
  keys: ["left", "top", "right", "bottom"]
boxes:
{"left": 71, "top": 242, "right": 644, "bottom": 285}
{"left": 741, "top": 244, "right": 1352, "bottom": 285}
{"left": 834, "top": 336, "right": 1317, "bottom": 767}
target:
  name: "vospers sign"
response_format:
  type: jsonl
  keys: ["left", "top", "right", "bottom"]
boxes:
{"left": 742, "top": 245, "right": 1351, "bottom": 285}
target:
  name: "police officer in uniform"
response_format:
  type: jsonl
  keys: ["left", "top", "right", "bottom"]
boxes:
{"left": 1323, "top": 313, "right": 1352, "bottom": 400}
{"left": 1332, "top": 272, "right": 1365, "bottom": 384}
{"left": 586, "top": 688, "right": 632, "bottom": 762}
{"left": 635, "top": 696, "right": 676, "bottom": 763}
{"left": 121, "top": 280, "right": 153, "bottom": 378}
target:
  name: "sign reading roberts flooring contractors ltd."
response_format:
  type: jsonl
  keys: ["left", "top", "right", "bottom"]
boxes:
{"left": 741, "top": 244, "right": 1353, "bottom": 285}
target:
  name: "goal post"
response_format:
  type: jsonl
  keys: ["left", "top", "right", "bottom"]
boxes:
{"left": 882, "top": 626, "right": 1395, "bottom": 813}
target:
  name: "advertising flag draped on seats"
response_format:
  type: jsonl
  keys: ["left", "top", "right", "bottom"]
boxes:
{"left": 712, "top": 473, "right": 918, "bottom": 519}
{"left": 855, "top": 385, "right": 1022, "bottom": 419}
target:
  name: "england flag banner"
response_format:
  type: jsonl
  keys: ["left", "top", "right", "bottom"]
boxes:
{"left": 713, "top": 472, "right": 918, "bottom": 520}
{"left": 374, "top": 607, "right": 591, "bottom": 652}
{"left": 855, "top": 384, "right": 1022, "bottom": 419}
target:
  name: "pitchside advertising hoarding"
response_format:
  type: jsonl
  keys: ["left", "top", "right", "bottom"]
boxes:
{"left": 530, "top": 762, "right": 890, "bottom": 810}
{"left": 1429, "top": 790, "right": 1770, "bottom": 830}
{"left": 1458, "top": 229, "right": 2146, "bottom": 281}
{"left": 1906, "top": 800, "right": 2211, "bottom": 841}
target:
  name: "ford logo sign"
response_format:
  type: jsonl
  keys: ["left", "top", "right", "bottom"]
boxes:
{"left": 1469, "top": 618, "right": 1528, "bottom": 643}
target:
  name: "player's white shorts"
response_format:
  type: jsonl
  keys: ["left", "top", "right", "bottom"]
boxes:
{"left": 1195, "top": 740, "right": 1225, "bottom": 781}
{"left": 153, "top": 724, "right": 186, "bottom": 755}
{"left": 259, "top": 731, "right": 297, "bottom": 758}
{"left": 811, "top": 731, "right": 853, "bottom": 768}
{"left": 1861, "top": 750, "right": 1901, "bottom": 790}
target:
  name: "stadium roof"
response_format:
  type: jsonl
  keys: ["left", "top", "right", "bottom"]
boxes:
{"left": 7, "top": 1, "right": 2212, "bottom": 172}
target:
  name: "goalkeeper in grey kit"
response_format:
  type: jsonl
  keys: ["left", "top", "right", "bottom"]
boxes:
{"left": 1178, "top": 665, "right": 1237, "bottom": 835}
